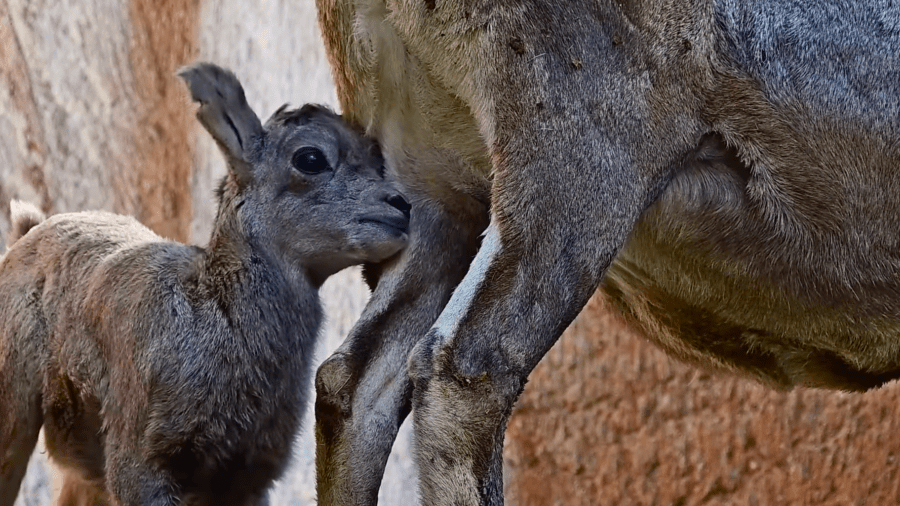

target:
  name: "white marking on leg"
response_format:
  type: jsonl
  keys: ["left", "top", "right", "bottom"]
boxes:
{"left": 431, "top": 220, "right": 502, "bottom": 340}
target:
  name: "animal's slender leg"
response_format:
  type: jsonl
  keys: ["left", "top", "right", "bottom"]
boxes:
{"left": 0, "top": 384, "right": 41, "bottom": 506}
{"left": 0, "top": 321, "right": 44, "bottom": 506}
{"left": 407, "top": 81, "right": 694, "bottom": 505}
{"left": 398, "top": 1, "right": 712, "bottom": 497}
{"left": 315, "top": 198, "right": 487, "bottom": 505}
{"left": 409, "top": 207, "right": 661, "bottom": 503}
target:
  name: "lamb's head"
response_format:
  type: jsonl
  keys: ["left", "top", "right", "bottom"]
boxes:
{"left": 179, "top": 62, "right": 410, "bottom": 283}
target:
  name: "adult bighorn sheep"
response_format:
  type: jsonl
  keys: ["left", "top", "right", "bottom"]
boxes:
{"left": 312, "top": 0, "right": 900, "bottom": 504}
{"left": 0, "top": 62, "right": 410, "bottom": 506}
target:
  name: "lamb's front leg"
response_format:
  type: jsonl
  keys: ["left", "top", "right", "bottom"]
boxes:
{"left": 315, "top": 198, "right": 487, "bottom": 506}
{"left": 105, "top": 447, "right": 178, "bottom": 506}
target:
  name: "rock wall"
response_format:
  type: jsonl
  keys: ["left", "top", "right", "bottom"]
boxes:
{"left": 505, "top": 294, "right": 900, "bottom": 505}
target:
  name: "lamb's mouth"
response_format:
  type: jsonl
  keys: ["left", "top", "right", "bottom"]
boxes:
{"left": 359, "top": 216, "right": 409, "bottom": 235}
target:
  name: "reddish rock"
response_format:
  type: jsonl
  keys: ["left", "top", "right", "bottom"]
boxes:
{"left": 505, "top": 293, "right": 900, "bottom": 505}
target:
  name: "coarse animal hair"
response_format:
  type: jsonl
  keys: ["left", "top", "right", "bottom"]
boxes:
{"left": 0, "top": 62, "right": 410, "bottom": 506}
{"left": 5, "top": 200, "right": 45, "bottom": 250}
{"left": 310, "top": 0, "right": 900, "bottom": 504}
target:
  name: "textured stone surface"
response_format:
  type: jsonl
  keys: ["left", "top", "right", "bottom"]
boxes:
{"left": 505, "top": 294, "right": 900, "bottom": 506}
{"left": 1, "top": 0, "right": 133, "bottom": 238}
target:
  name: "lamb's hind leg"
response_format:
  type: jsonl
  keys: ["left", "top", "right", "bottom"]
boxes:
{"left": 0, "top": 391, "right": 40, "bottom": 506}
{"left": 0, "top": 335, "right": 43, "bottom": 506}
{"left": 315, "top": 197, "right": 487, "bottom": 506}
{"left": 0, "top": 282, "right": 48, "bottom": 506}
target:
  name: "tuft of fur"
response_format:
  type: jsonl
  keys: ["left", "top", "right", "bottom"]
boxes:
{"left": 6, "top": 200, "right": 45, "bottom": 249}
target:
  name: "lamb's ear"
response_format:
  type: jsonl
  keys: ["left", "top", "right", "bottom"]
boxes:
{"left": 178, "top": 62, "right": 263, "bottom": 185}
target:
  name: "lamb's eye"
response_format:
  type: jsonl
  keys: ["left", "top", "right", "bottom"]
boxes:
{"left": 291, "top": 147, "right": 330, "bottom": 174}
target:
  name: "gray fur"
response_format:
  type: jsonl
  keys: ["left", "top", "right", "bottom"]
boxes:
{"left": 313, "top": 0, "right": 900, "bottom": 505}
{"left": 0, "top": 62, "right": 409, "bottom": 506}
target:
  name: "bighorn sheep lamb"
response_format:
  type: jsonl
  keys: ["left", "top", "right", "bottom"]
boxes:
{"left": 310, "top": 0, "right": 900, "bottom": 504}
{"left": 0, "top": 62, "right": 410, "bottom": 506}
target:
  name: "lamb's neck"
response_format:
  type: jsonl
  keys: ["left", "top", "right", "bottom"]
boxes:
{"left": 200, "top": 215, "right": 322, "bottom": 346}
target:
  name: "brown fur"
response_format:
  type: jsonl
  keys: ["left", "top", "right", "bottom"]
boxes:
{"left": 5, "top": 200, "right": 45, "bottom": 249}
{"left": 0, "top": 63, "right": 409, "bottom": 506}
{"left": 312, "top": 0, "right": 900, "bottom": 504}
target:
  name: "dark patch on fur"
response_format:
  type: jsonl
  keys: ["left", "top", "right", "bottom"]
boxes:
{"left": 508, "top": 38, "right": 526, "bottom": 55}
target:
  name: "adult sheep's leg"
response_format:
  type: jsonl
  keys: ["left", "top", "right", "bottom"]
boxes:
{"left": 407, "top": 41, "right": 699, "bottom": 505}
{"left": 315, "top": 197, "right": 487, "bottom": 506}
{"left": 409, "top": 168, "right": 668, "bottom": 505}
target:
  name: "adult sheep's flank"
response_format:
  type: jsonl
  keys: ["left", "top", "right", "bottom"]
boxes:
{"left": 0, "top": 62, "right": 410, "bottom": 506}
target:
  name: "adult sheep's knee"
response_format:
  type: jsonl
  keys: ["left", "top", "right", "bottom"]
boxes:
{"left": 0, "top": 62, "right": 410, "bottom": 506}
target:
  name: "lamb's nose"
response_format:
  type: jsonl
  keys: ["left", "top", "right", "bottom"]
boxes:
{"left": 386, "top": 193, "right": 411, "bottom": 218}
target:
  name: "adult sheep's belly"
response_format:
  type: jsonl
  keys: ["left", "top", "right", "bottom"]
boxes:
{"left": 601, "top": 208, "right": 900, "bottom": 393}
